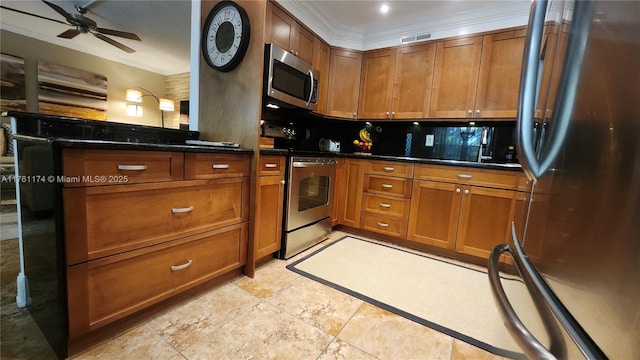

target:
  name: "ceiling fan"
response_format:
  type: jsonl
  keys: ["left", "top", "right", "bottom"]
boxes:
{"left": 2, "top": 0, "right": 141, "bottom": 53}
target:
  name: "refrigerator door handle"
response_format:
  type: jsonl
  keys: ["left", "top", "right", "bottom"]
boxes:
{"left": 516, "top": 0, "right": 594, "bottom": 181}
{"left": 488, "top": 243, "right": 558, "bottom": 360}
{"left": 515, "top": 0, "right": 548, "bottom": 182}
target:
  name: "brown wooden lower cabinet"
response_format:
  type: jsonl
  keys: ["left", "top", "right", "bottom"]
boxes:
{"left": 336, "top": 159, "right": 365, "bottom": 227}
{"left": 67, "top": 222, "right": 248, "bottom": 337}
{"left": 255, "top": 175, "right": 285, "bottom": 259}
{"left": 407, "top": 179, "right": 518, "bottom": 262}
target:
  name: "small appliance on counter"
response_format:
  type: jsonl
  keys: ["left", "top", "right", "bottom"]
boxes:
{"left": 318, "top": 138, "right": 340, "bottom": 153}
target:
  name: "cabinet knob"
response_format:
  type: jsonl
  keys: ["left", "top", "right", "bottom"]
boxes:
{"left": 353, "top": 112, "right": 357, "bottom": 118}
{"left": 291, "top": 49, "right": 295, "bottom": 54}
{"left": 386, "top": 111, "right": 390, "bottom": 117}
{"left": 456, "top": 188, "right": 461, "bottom": 193}
{"left": 280, "top": 180, "right": 286, "bottom": 184}
{"left": 391, "top": 111, "right": 395, "bottom": 117}
{"left": 464, "top": 189, "right": 470, "bottom": 195}
{"left": 467, "top": 110, "right": 473, "bottom": 117}
{"left": 475, "top": 109, "right": 481, "bottom": 117}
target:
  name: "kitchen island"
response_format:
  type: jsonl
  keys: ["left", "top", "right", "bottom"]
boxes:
{"left": 3, "top": 111, "right": 253, "bottom": 358}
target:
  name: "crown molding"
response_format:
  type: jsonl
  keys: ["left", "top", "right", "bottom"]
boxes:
{"left": 275, "top": 1, "right": 531, "bottom": 51}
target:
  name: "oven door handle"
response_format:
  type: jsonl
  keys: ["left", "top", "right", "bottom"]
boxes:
{"left": 292, "top": 160, "right": 336, "bottom": 168}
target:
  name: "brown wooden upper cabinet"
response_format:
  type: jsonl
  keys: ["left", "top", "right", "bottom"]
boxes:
{"left": 266, "top": 2, "right": 314, "bottom": 65}
{"left": 327, "top": 48, "right": 363, "bottom": 119}
{"left": 358, "top": 43, "right": 436, "bottom": 120}
{"left": 313, "top": 40, "right": 330, "bottom": 116}
{"left": 430, "top": 29, "right": 526, "bottom": 119}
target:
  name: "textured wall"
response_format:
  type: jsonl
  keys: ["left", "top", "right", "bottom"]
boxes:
{"left": 197, "top": 0, "right": 265, "bottom": 149}
{"left": 165, "top": 72, "right": 190, "bottom": 129}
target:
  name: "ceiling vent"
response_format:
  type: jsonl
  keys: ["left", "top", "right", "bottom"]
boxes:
{"left": 400, "top": 33, "right": 432, "bottom": 44}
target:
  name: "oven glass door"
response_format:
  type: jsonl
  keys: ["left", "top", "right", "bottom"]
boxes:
{"left": 298, "top": 175, "right": 330, "bottom": 211}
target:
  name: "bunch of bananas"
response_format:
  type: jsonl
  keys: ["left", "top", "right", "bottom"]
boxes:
{"left": 353, "top": 128, "right": 373, "bottom": 152}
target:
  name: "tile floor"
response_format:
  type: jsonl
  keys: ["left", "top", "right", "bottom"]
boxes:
{"left": 5, "top": 231, "right": 508, "bottom": 360}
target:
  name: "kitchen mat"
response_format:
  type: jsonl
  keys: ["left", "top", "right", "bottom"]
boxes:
{"left": 287, "top": 236, "right": 543, "bottom": 359}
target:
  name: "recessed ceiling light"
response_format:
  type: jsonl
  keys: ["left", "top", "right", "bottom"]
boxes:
{"left": 380, "top": 4, "right": 389, "bottom": 14}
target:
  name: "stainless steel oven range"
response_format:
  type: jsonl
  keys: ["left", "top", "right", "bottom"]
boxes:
{"left": 279, "top": 156, "right": 336, "bottom": 259}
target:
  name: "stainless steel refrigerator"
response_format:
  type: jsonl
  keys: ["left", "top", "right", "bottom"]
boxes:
{"left": 488, "top": 0, "right": 639, "bottom": 359}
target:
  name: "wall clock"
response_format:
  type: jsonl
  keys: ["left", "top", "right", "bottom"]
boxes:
{"left": 201, "top": 1, "right": 251, "bottom": 72}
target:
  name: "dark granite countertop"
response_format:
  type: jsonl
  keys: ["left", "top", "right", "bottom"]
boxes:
{"left": 15, "top": 135, "right": 254, "bottom": 154}
{"left": 260, "top": 148, "right": 521, "bottom": 172}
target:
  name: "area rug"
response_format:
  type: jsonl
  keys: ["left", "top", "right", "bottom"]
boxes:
{"left": 287, "top": 236, "right": 544, "bottom": 359}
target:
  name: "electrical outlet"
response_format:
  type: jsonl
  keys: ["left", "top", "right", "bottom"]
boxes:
{"left": 425, "top": 134, "right": 434, "bottom": 147}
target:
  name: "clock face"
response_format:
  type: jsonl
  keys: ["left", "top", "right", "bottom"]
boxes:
{"left": 202, "top": 1, "right": 250, "bottom": 72}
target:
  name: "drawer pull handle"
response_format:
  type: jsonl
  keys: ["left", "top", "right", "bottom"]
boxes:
{"left": 383, "top": 167, "right": 395, "bottom": 172}
{"left": 264, "top": 163, "right": 278, "bottom": 168}
{"left": 117, "top": 165, "right": 147, "bottom": 171}
{"left": 377, "top": 222, "right": 389, "bottom": 228}
{"left": 379, "top": 203, "right": 391, "bottom": 208}
{"left": 170, "top": 260, "right": 192, "bottom": 271}
{"left": 457, "top": 174, "right": 473, "bottom": 180}
{"left": 212, "top": 164, "right": 230, "bottom": 169}
{"left": 171, "top": 206, "right": 194, "bottom": 213}
{"left": 381, "top": 184, "right": 393, "bottom": 189}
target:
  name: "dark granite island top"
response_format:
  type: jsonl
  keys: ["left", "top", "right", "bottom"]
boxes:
{"left": 3, "top": 111, "right": 253, "bottom": 155}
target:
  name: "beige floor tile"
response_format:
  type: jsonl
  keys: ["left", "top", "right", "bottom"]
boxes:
{"left": 182, "top": 302, "right": 333, "bottom": 360}
{"left": 318, "top": 338, "right": 380, "bottom": 360}
{"left": 147, "top": 284, "right": 261, "bottom": 351}
{"left": 267, "top": 275, "right": 363, "bottom": 336}
{"left": 69, "top": 324, "right": 183, "bottom": 360}
{"left": 451, "top": 339, "right": 507, "bottom": 360}
{"left": 337, "top": 302, "right": 453, "bottom": 360}
{"left": 232, "top": 258, "right": 300, "bottom": 298}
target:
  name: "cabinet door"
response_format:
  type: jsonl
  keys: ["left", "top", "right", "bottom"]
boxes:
{"left": 255, "top": 176, "right": 285, "bottom": 259}
{"left": 455, "top": 186, "right": 517, "bottom": 259}
{"left": 475, "top": 29, "right": 526, "bottom": 118}
{"left": 358, "top": 48, "right": 396, "bottom": 119}
{"left": 327, "top": 48, "right": 362, "bottom": 119}
{"left": 392, "top": 42, "right": 436, "bottom": 119}
{"left": 337, "top": 159, "right": 364, "bottom": 227}
{"left": 313, "top": 40, "right": 330, "bottom": 116}
{"left": 407, "top": 180, "right": 461, "bottom": 250}
{"left": 296, "top": 26, "right": 315, "bottom": 65}
{"left": 430, "top": 36, "right": 483, "bottom": 118}
{"left": 266, "top": 3, "right": 295, "bottom": 52}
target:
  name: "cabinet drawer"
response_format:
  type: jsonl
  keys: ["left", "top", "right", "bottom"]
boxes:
{"left": 360, "top": 212, "right": 408, "bottom": 238}
{"left": 364, "top": 174, "right": 412, "bottom": 198}
{"left": 259, "top": 155, "right": 286, "bottom": 176}
{"left": 64, "top": 178, "right": 249, "bottom": 265}
{"left": 361, "top": 193, "right": 410, "bottom": 218}
{"left": 366, "top": 161, "right": 414, "bottom": 178}
{"left": 414, "top": 164, "right": 519, "bottom": 189}
{"left": 62, "top": 149, "right": 184, "bottom": 187}
{"left": 67, "top": 223, "right": 248, "bottom": 337}
{"left": 184, "top": 153, "right": 250, "bottom": 179}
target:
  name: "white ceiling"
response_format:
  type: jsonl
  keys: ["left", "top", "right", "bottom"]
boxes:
{"left": 0, "top": 0, "right": 531, "bottom": 76}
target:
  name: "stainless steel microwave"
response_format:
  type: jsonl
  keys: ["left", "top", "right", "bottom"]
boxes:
{"left": 264, "top": 43, "right": 319, "bottom": 111}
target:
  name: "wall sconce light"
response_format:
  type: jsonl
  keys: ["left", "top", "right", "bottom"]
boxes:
{"left": 125, "top": 87, "right": 175, "bottom": 127}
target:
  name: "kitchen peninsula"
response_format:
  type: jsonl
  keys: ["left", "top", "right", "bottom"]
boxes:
{"left": 3, "top": 111, "right": 252, "bottom": 358}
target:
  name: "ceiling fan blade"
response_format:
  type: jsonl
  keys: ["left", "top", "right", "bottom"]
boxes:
{"left": 93, "top": 33, "right": 136, "bottom": 53}
{"left": 0, "top": 5, "right": 68, "bottom": 25}
{"left": 96, "top": 28, "right": 141, "bottom": 41}
{"left": 58, "top": 29, "right": 81, "bottom": 39}
{"left": 41, "top": 0, "right": 76, "bottom": 25}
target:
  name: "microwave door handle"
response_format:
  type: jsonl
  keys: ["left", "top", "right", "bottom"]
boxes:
{"left": 305, "top": 69, "right": 314, "bottom": 107}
